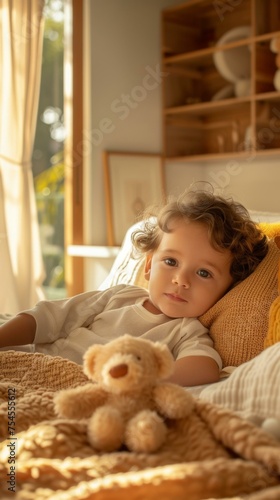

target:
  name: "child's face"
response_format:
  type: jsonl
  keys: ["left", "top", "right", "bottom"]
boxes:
{"left": 144, "top": 220, "right": 233, "bottom": 318}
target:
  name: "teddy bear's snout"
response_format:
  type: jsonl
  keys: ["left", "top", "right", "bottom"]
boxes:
{"left": 109, "top": 363, "right": 128, "bottom": 379}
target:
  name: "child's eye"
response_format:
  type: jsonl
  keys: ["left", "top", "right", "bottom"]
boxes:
{"left": 197, "top": 269, "right": 211, "bottom": 278}
{"left": 164, "top": 258, "right": 177, "bottom": 267}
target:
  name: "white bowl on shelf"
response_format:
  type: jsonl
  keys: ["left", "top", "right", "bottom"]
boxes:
{"left": 273, "top": 69, "right": 280, "bottom": 91}
{"left": 234, "top": 78, "right": 251, "bottom": 97}
{"left": 211, "top": 84, "right": 235, "bottom": 101}
{"left": 213, "top": 26, "right": 251, "bottom": 83}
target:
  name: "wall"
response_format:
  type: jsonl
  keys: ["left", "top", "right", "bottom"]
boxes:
{"left": 83, "top": 0, "right": 190, "bottom": 247}
{"left": 203, "top": 159, "right": 280, "bottom": 213}
{"left": 83, "top": 0, "right": 280, "bottom": 289}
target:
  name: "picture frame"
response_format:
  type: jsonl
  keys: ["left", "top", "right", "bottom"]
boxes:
{"left": 103, "top": 151, "right": 165, "bottom": 246}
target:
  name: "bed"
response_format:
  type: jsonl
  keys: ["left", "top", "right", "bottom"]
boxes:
{"left": 1, "top": 211, "right": 280, "bottom": 500}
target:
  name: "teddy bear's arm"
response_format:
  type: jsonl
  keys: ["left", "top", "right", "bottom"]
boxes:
{"left": 153, "top": 383, "right": 194, "bottom": 420}
{"left": 54, "top": 383, "right": 108, "bottom": 419}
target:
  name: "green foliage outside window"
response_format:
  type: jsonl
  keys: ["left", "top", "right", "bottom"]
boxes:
{"left": 32, "top": 0, "right": 66, "bottom": 298}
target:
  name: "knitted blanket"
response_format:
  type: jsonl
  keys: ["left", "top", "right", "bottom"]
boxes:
{"left": 1, "top": 351, "right": 280, "bottom": 500}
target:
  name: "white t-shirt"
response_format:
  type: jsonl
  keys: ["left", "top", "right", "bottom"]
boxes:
{"left": 21, "top": 284, "right": 222, "bottom": 368}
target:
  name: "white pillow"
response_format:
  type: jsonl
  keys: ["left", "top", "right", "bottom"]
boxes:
{"left": 99, "top": 220, "right": 147, "bottom": 290}
{"left": 249, "top": 209, "right": 280, "bottom": 223}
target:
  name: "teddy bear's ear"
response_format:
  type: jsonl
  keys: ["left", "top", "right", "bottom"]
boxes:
{"left": 152, "top": 343, "right": 175, "bottom": 380}
{"left": 83, "top": 344, "right": 103, "bottom": 380}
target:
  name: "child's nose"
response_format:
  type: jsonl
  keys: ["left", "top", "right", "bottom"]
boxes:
{"left": 172, "top": 274, "right": 190, "bottom": 289}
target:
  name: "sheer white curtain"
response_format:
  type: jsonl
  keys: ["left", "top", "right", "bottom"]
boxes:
{"left": 0, "top": 0, "right": 46, "bottom": 313}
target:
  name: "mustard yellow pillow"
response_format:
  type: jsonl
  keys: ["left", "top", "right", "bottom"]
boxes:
{"left": 199, "top": 229, "right": 280, "bottom": 368}
{"left": 258, "top": 222, "right": 280, "bottom": 239}
{"left": 264, "top": 235, "right": 280, "bottom": 348}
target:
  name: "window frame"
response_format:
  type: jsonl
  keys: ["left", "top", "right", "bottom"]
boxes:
{"left": 64, "top": 0, "right": 84, "bottom": 296}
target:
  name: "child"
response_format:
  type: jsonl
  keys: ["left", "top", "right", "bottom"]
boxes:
{"left": 0, "top": 188, "right": 268, "bottom": 386}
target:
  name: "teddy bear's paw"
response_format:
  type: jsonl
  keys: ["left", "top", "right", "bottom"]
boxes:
{"left": 54, "top": 383, "right": 106, "bottom": 420}
{"left": 54, "top": 390, "right": 83, "bottom": 419}
{"left": 154, "top": 383, "right": 195, "bottom": 419}
{"left": 125, "top": 410, "right": 167, "bottom": 453}
{"left": 261, "top": 418, "right": 280, "bottom": 440}
{"left": 87, "top": 406, "right": 125, "bottom": 452}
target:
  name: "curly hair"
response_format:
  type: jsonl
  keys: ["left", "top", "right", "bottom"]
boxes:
{"left": 131, "top": 189, "right": 269, "bottom": 286}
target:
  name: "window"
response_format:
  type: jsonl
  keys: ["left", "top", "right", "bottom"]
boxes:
{"left": 33, "top": 0, "right": 66, "bottom": 299}
{"left": 33, "top": 0, "right": 84, "bottom": 299}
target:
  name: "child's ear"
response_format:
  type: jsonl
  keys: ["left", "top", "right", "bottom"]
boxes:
{"left": 144, "top": 254, "right": 152, "bottom": 281}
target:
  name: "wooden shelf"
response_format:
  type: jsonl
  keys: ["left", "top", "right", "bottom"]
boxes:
{"left": 165, "top": 96, "right": 251, "bottom": 115}
{"left": 161, "top": 0, "right": 280, "bottom": 161}
{"left": 163, "top": 32, "right": 280, "bottom": 65}
{"left": 163, "top": 37, "right": 254, "bottom": 65}
{"left": 165, "top": 91, "right": 280, "bottom": 115}
{"left": 165, "top": 148, "right": 280, "bottom": 164}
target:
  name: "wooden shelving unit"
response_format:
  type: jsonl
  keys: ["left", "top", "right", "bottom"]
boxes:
{"left": 161, "top": 0, "right": 280, "bottom": 162}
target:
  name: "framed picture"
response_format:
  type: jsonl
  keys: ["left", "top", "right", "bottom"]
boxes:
{"left": 103, "top": 151, "right": 165, "bottom": 246}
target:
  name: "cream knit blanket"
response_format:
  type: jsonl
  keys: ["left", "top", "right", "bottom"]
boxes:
{"left": 0, "top": 350, "right": 280, "bottom": 500}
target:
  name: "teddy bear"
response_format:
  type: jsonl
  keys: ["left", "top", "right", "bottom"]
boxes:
{"left": 54, "top": 334, "right": 194, "bottom": 453}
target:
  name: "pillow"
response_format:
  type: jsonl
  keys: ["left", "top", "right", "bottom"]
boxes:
{"left": 99, "top": 221, "right": 147, "bottom": 290}
{"left": 199, "top": 342, "right": 280, "bottom": 422}
{"left": 264, "top": 235, "right": 280, "bottom": 348}
{"left": 257, "top": 222, "right": 280, "bottom": 239}
{"left": 249, "top": 209, "right": 280, "bottom": 223}
{"left": 199, "top": 226, "right": 280, "bottom": 368}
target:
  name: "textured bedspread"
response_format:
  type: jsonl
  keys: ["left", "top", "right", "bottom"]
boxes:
{"left": 0, "top": 350, "right": 280, "bottom": 500}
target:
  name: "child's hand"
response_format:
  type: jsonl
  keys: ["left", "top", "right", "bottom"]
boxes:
{"left": 0, "top": 313, "right": 36, "bottom": 347}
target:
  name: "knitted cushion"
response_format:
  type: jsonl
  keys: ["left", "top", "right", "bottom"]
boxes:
{"left": 199, "top": 233, "right": 280, "bottom": 367}
{"left": 264, "top": 235, "right": 280, "bottom": 348}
